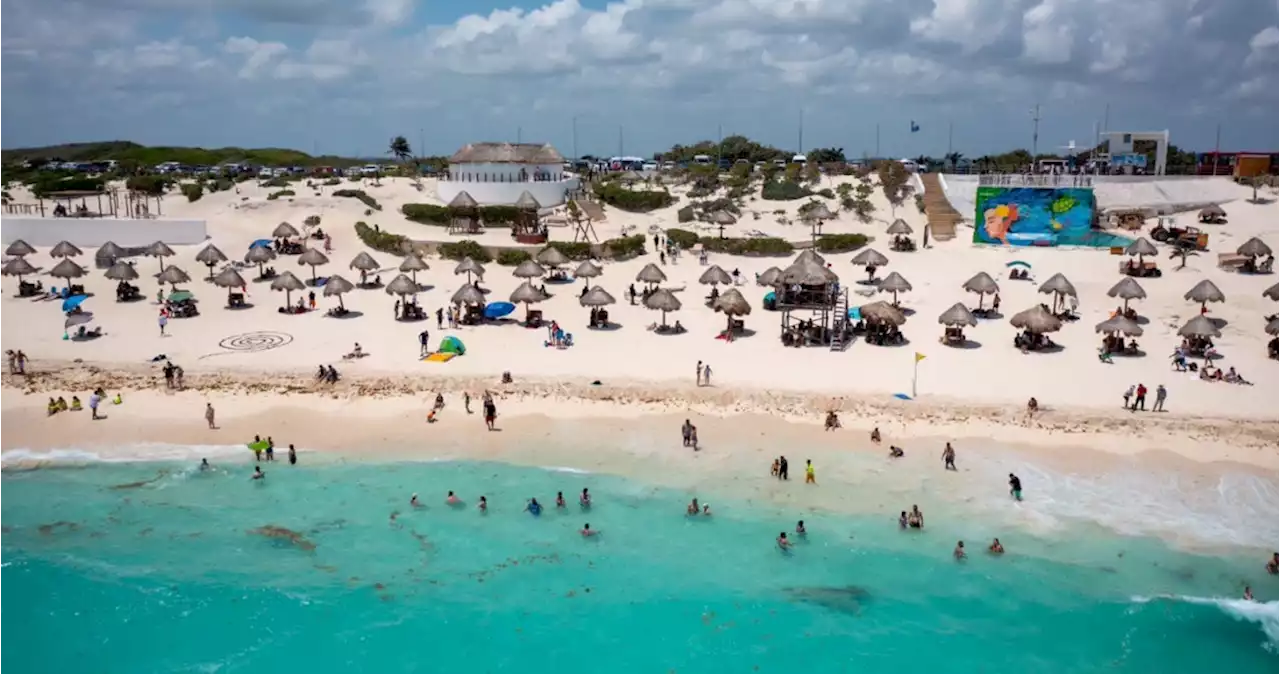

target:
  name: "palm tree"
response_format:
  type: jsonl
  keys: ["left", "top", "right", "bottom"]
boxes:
{"left": 388, "top": 136, "right": 412, "bottom": 163}
{"left": 945, "top": 152, "right": 964, "bottom": 170}
{"left": 1169, "top": 244, "right": 1199, "bottom": 271}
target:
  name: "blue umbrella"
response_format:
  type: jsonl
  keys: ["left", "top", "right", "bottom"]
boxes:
{"left": 250, "top": 239, "right": 272, "bottom": 249}
{"left": 62, "top": 295, "right": 88, "bottom": 313}
{"left": 847, "top": 307, "right": 862, "bottom": 321}
{"left": 484, "top": 302, "right": 515, "bottom": 319}
{"left": 1006, "top": 260, "right": 1032, "bottom": 269}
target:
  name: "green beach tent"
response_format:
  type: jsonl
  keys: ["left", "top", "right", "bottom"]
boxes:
{"left": 438, "top": 336, "right": 466, "bottom": 355}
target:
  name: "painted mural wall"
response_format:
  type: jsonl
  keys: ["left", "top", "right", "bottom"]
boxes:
{"left": 973, "top": 187, "right": 1097, "bottom": 246}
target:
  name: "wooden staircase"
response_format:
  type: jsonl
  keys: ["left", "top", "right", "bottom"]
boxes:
{"left": 830, "top": 289, "right": 851, "bottom": 352}
{"left": 920, "top": 173, "right": 962, "bottom": 242}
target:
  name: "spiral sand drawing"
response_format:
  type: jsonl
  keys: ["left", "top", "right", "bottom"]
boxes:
{"left": 200, "top": 331, "right": 294, "bottom": 359}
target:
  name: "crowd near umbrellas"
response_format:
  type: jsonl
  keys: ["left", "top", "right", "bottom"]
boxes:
{"left": 98, "top": 241, "right": 126, "bottom": 264}
{"left": 536, "top": 246, "right": 569, "bottom": 268}
{"left": 322, "top": 274, "right": 356, "bottom": 311}
{"left": 50, "top": 241, "right": 84, "bottom": 259}
{"left": 509, "top": 281, "right": 548, "bottom": 320}
{"left": 271, "top": 271, "right": 307, "bottom": 307}
{"left": 962, "top": 272, "right": 1000, "bottom": 310}
{"left": 5, "top": 240, "right": 36, "bottom": 257}
{"left": 385, "top": 274, "right": 420, "bottom": 298}
{"left": 1037, "top": 273, "right": 1077, "bottom": 313}
{"left": 157, "top": 265, "right": 191, "bottom": 288}
{"left": 212, "top": 267, "right": 248, "bottom": 305}
{"left": 1010, "top": 305, "right": 1062, "bottom": 334}
{"left": 851, "top": 248, "right": 888, "bottom": 282}
{"left": 1095, "top": 315, "right": 1143, "bottom": 337}
{"left": 860, "top": 300, "right": 906, "bottom": 326}
{"left": 104, "top": 260, "right": 139, "bottom": 281}
{"left": 1265, "top": 283, "right": 1279, "bottom": 301}
{"left": 757, "top": 266, "right": 782, "bottom": 287}
{"left": 1178, "top": 314, "right": 1221, "bottom": 339}
{"left": 512, "top": 259, "right": 547, "bottom": 280}
{"left": 1183, "top": 279, "right": 1225, "bottom": 311}
{"left": 454, "top": 257, "right": 485, "bottom": 283}
{"left": 636, "top": 262, "right": 667, "bottom": 286}
{"left": 1236, "top": 237, "right": 1273, "bottom": 259}
{"left": 196, "top": 244, "right": 229, "bottom": 280}
{"left": 1106, "top": 277, "right": 1147, "bottom": 312}
{"left": 698, "top": 264, "right": 732, "bottom": 286}
{"left": 147, "top": 241, "right": 175, "bottom": 274}
{"left": 877, "top": 271, "right": 913, "bottom": 304}
{"left": 3, "top": 257, "right": 38, "bottom": 282}
{"left": 574, "top": 260, "right": 602, "bottom": 285}
{"left": 297, "top": 248, "right": 330, "bottom": 285}
{"left": 886, "top": 219, "right": 913, "bottom": 235}
{"left": 245, "top": 245, "right": 277, "bottom": 279}
{"left": 451, "top": 283, "right": 485, "bottom": 306}
{"left": 643, "top": 288, "right": 681, "bottom": 327}
{"left": 938, "top": 302, "right": 977, "bottom": 327}
{"left": 273, "top": 222, "right": 300, "bottom": 239}
{"left": 399, "top": 254, "right": 429, "bottom": 284}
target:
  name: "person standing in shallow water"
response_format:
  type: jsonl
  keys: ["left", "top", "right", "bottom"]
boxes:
{"left": 288, "top": 444, "right": 297, "bottom": 465}
{"left": 778, "top": 456, "right": 789, "bottom": 480}
{"left": 942, "top": 443, "right": 956, "bottom": 470}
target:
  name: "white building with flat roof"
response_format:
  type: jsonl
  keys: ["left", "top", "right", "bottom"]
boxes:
{"left": 438, "top": 142, "right": 579, "bottom": 206}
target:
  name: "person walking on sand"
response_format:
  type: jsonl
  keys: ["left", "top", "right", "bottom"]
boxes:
{"left": 1132, "top": 383, "right": 1147, "bottom": 411}
{"left": 1122, "top": 384, "right": 1135, "bottom": 409}
{"left": 703, "top": 363, "right": 712, "bottom": 386}
{"left": 205, "top": 403, "right": 216, "bottom": 429}
{"left": 779, "top": 455, "right": 790, "bottom": 480}
{"left": 464, "top": 391, "right": 472, "bottom": 414}
{"left": 1153, "top": 384, "right": 1167, "bottom": 412}
{"left": 696, "top": 360, "right": 703, "bottom": 386}
{"left": 158, "top": 311, "right": 169, "bottom": 336}
{"left": 436, "top": 307, "right": 444, "bottom": 329}
{"left": 483, "top": 393, "right": 498, "bottom": 431}
{"left": 805, "top": 459, "right": 816, "bottom": 484}
{"left": 308, "top": 290, "right": 316, "bottom": 311}
{"left": 942, "top": 442, "right": 956, "bottom": 470}
{"left": 419, "top": 329, "right": 430, "bottom": 358}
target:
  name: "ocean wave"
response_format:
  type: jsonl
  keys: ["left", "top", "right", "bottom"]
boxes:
{"left": 1131, "top": 594, "right": 1279, "bottom": 646}
{"left": 542, "top": 466, "right": 592, "bottom": 475}
{"left": 1, "top": 443, "right": 249, "bottom": 467}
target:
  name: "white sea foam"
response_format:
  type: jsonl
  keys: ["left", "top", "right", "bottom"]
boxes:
{"left": 1131, "top": 595, "right": 1279, "bottom": 647}
{"left": 1, "top": 443, "right": 249, "bottom": 467}
{"left": 543, "top": 466, "right": 592, "bottom": 475}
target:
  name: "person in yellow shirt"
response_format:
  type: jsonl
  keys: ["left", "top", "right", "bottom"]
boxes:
{"left": 805, "top": 459, "right": 816, "bottom": 484}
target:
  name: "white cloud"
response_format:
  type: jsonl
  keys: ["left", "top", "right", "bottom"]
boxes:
{"left": 224, "top": 36, "right": 289, "bottom": 79}
{"left": 1245, "top": 25, "right": 1278, "bottom": 65}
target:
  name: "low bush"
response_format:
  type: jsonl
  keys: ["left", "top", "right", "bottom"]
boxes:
{"left": 324, "top": 177, "right": 342, "bottom": 186}
{"left": 30, "top": 175, "right": 107, "bottom": 198}
{"left": 496, "top": 249, "right": 532, "bottom": 266}
{"left": 663, "top": 228, "right": 793, "bottom": 256}
{"left": 814, "top": 233, "right": 869, "bottom": 254}
{"left": 266, "top": 189, "right": 295, "bottom": 201}
{"left": 304, "top": 215, "right": 321, "bottom": 227}
{"left": 665, "top": 228, "right": 700, "bottom": 249}
{"left": 604, "top": 234, "right": 646, "bottom": 259}
{"left": 687, "top": 186, "right": 714, "bottom": 199}
{"left": 478, "top": 205, "right": 520, "bottom": 226}
{"left": 544, "top": 241, "right": 593, "bottom": 261}
{"left": 354, "top": 221, "right": 409, "bottom": 254}
{"left": 181, "top": 183, "right": 204, "bottom": 202}
{"left": 125, "top": 175, "right": 171, "bottom": 195}
{"left": 761, "top": 179, "right": 813, "bottom": 201}
{"left": 401, "top": 203, "right": 450, "bottom": 225}
{"left": 815, "top": 188, "right": 835, "bottom": 199}
{"left": 914, "top": 194, "right": 926, "bottom": 213}
{"left": 438, "top": 240, "right": 492, "bottom": 263}
{"left": 594, "top": 182, "right": 675, "bottom": 212}
{"left": 333, "top": 189, "right": 381, "bottom": 211}
{"left": 260, "top": 177, "right": 290, "bottom": 188}
{"left": 676, "top": 206, "right": 695, "bottom": 223}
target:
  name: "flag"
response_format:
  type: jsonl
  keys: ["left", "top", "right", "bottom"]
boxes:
{"left": 910, "top": 121, "right": 920, "bottom": 133}
{"left": 915, "top": 352, "right": 926, "bottom": 362}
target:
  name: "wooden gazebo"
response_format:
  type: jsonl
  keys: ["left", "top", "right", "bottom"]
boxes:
{"left": 511, "top": 190, "right": 547, "bottom": 244}
{"left": 448, "top": 191, "right": 481, "bottom": 235}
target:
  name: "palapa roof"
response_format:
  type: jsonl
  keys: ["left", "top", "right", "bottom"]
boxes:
{"left": 451, "top": 283, "right": 486, "bottom": 306}
{"left": 579, "top": 286, "right": 616, "bottom": 307}
{"left": 49, "top": 258, "right": 86, "bottom": 279}
{"left": 156, "top": 265, "right": 191, "bottom": 285}
{"left": 574, "top": 260, "right": 603, "bottom": 278}
{"left": 245, "top": 246, "right": 277, "bottom": 264}
{"left": 636, "top": 262, "right": 667, "bottom": 284}
{"left": 349, "top": 251, "right": 381, "bottom": 271}
{"left": 2, "top": 257, "right": 37, "bottom": 276}
{"left": 1037, "top": 273, "right": 1077, "bottom": 297}
{"left": 448, "top": 191, "right": 479, "bottom": 209}
{"left": 938, "top": 302, "right": 977, "bottom": 327}
{"left": 1095, "top": 315, "right": 1143, "bottom": 336}
{"left": 877, "top": 271, "right": 912, "bottom": 294}
{"left": 886, "top": 219, "right": 913, "bottom": 235}
{"left": 711, "top": 211, "right": 737, "bottom": 225}
{"left": 50, "top": 241, "right": 84, "bottom": 258}
{"left": 146, "top": 241, "right": 176, "bottom": 257}
{"left": 1236, "top": 237, "right": 1273, "bottom": 258}
{"left": 384, "top": 274, "right": 420, "bottom": 296}
{"left": 859, "top": 300, "right": 906, "bottom": 326}
{"left": 510, "top": 281, "right": 548, "bottom": 304}
{"left": 515, "top": 191, "right": 542, "bottom": 210}
{"left": 399, "top": 254, "right": 429, "bottom": 272}
{"left": 1106, "top": 277, "right": 1147, "bottom": 301}
{"left": 103, "top": 260, "right": 139, "bottom": 281}
{"left": 795, "top": 249, "right": 826, "bottom": 266}
{"left": 322, "top": 274, "right": 355, "bottom": 296}
{"left": 211, "top": 267, "right": 247, "bottom": 289}
{"left": 97, "top": 241, "right": 127, "bottom": 262}
{"left": 851, "top": 248, "right": 888, "bottom": 267}
{"left": 1124, "top": 237, "right": 1158, "bottom": 257}
{"left": 1183, "top": 279, "right": 1224, "bottom": 304}
{"left": 962, "top": 271, "right": 999, "bottom": 295}
{"left": 454, "top": 257, "right": 486, "bottom": 277}
{"left": 780, "top": 260, "right": 838, "bottom": 285}
{"left": 757, "top": 266, "right": 783, "bottom": 286}
{"left": 4, "top": 240, "right": 36, "bottom": 257}
{"left": 512, "top": 259, "right": 547, "bottom": 279}
{"left": 698, "top": 265, "right": 732, "bottom": 286}
{"left": 1264, "top": 283, "right": 1279, "bottom": 301}
{"left": 1010, "top": 305, "right": 1062, "bottom": 334}
{"left": 1177, "top": 314, "right": 1221, "bottom": 338}
{"left": 535, "top": 246, "right": 568, "bottom": 267}
{"left": 271, "top": 271, "right": 306, "bottom": 292}
{"left": 1199, "top": 204, "right": 1226, "bottom": 218}
{"left": 273, "top": 222, "right": 300, "bottom": 239}
{"left": 1267, "top": 317, "right": 1278, "bottom": 336}
{"left": 450, "top": 142, "right": 564, "bottom": 165}
{"left": 643, "top": 287, "right": 682, "bottom": 313}
{"left": 297, "top": 248, "right": 330, "bottom": 267}
{"left": 195, "top": 244, "right": 228, "bottom": 265}
{"left": 712, "top": 288, "right": 751, "bottom": 316}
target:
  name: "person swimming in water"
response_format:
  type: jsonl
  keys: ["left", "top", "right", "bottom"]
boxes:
{"left": 1244, "top": 585, "right": 1254, "bottom": 601}
{"left": 478, "top": 496, "right": 487, "bottom": 512}
{"left": 581, "top": 523, "right": 597, "bottom": 537}
{"left": 410, "top": 493, "right": 420, "bottom": 507}
{"left": 777, "top": 532, "right": 791, "bottom": 550}
{"left": 954, "top": 540, "right": 966, "bottom": 560}
{"left": 446, "top": 491, "right": 461, "bottom": 506}
{"left": 200, "top": 458, "right": 211, "bottom": 471}
{"left": 252, "top": 466, "right": 265, "bottom": 480}
{"left": 908, "top": 505, "right": 924, "bottom": 529}
{"left": 899, "top": 511, "right": 908, "bottom": 529}
{"left": 580, "top": 488, "right": 591, "bottom": 507}
{"left": 526, "top": 498, "right": 542, "bottom": 516}
{"left": 795, "top": 520, "right": 806, "bottom": 536}
{"left": 1267, "top": 552, "right": 1278, "bottom": 575}
{"left": 687, "top": 498, "right": 700, "bottom": 515}
{"left": 701, "top": 503, "right": 711, "bottom": 516}
{"left": 989, "top": 538, "right": 1004, "bottom": 554}
{"left": 556, "top": 491, "right": 566, "bottom": 508}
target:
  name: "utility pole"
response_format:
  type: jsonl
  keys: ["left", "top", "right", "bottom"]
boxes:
{"left": 572, "top": 116, "right": 579, "bottom": 160}
{"left": 875, "top": 123, "right": 881, "bottom": 159}
{"left": 418, "top": 127, "right": 424, "bottom": 164}
{"left": 618, "top": 126, "right": 624, "bottom": 157}
{"left": 717, "top": 123, "right": 723, "bottom": 165}
{"left": 946, "top": 121, "right": 953, "bottom": 157}
{"left": 797, "top": 108, "right": 804, "bottom": 156}
{"left": 1212, "top": 123, "right": 1221, "bottom": 176}
{"left": 517, "top": 126, "right": 522, "bottom": 144}
{"left": 1030, "top": 104, "right": 1041, "bottom": 162}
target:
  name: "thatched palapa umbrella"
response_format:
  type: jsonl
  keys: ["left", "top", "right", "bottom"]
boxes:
{"left": 1183, "top": 279, "right": 1224, "bottom": 311}
{"left": 643, "top": 288, "right": 681, "bottom": 328}
{"left": 49, "top": 258, "right": 87, "bottom": 281}
{"left": 1266, "top": 317, "right": 1278, "bottom": 336}
{"left": 454, "top": 257, "right": 485, "bottom": 283}
{"left": 574, "top": 260, "right": 602, "bottom": 285}
{"left": 156, "top": 265, "right": 190, "bottom": 288}
{"left": 1198, "top": 204, "right": 1226, "bottom": 222}
{"left": 273, "top": 222, "right": 300, "bottom": 239}
{"left": 1125, "top": 237, "right": 1158, "bottom": 260}
{"left": 1037, "top": 273, "right": 1077, "bottom": 313}
{"left": 757, "top": 266, "right": 782, "bottom": 287}
{"left": 350, "top": 251, "right": 381, "bottom": 285}
{"left": 962, "top": 271, "right": 1000, "bottom": 310}
{"left": 50, "top": 241, "right": 84, "bottom": 259}
{"left": 860, "top": 301, "right": 906, "bottom": 328}
{"left": 322, "top": 274, "right": 356, "bottom": 311}
{"left": 399, "top": 254, "right": 429, "bottom": 284}
{"left": 5, "top": 240, "right": 36, "bottom": 257}
{"left": 851, "top": 248, "right": 888, "bottom": 282}
{"left": 795, "top": 249, "right": 826, "bottom": 267}
{"left": 886, "top": 219, "right": 913, "bottom": 235}
{"left": 1106, "top": 277, "right": 1147, "bottom": 311}
{"left": 104, "top": 260, "right": 138, "bottom": 282}
{"left": 1265, "top": 283, "right": 1279, "bottom": 301}
{"left": 1010, "top": 305, "right": 1062, "bottom": 334}
{"left": 271, "top": 271, "right": 306, "bottom": 307}
{"left": 211, "top": 267, "right": 247, "bottom": 305}
{"left": 451, "top": 283, "right": 485, "bottom": 306}
{"left": 510, "top": 280, "right": 548, "bottom": 320}
{"left": 580, "top": 285, "right": 616, "bottom": 308}
{"left": 536, "top": 246, "right": 569, "bottom": 268}
{"left": 2, "top": 256, "right": 37, "bottom": 282}
{"left": 712, "top": 288, "right": 751, "bottom": 336}
{"left": 877, "top": 271, "right": 912, "bottom": 304}
{"left": 512, "top": 259, "right": 547, "bottom": 279}
{"left": 938, "top": 302, "right": 976, "bottom": 327}
{"left": 1236, "top": 237, "right": 1273, "bottom": 259}
{"left": 146, "top": 241, "right": 175, "bottom": 274}
{"left": 195, "top": 244, "right": 228, "bottom": 281}
{"left": 1095, "top": 315, "right": 1143, "bottom": 337}
{"left": 297, "top": 247, "right": 330, "bottom": 285}
{"left": 385, "top": 274, "right": 420, "bottom": 298}
{"left": 98, "top": 241, "right": 126, "bottom": 263}
{"left": 698, "top": 264, "right": 732, "bottom": 286}
{"left": 245, "top": 245, "right": 277, "bottom": 279}
{"left": 1177, "top": 314, "right": 1221, "bottom": 339}
{"left": 636, "top": 262, "right": 667, "bottom": 286}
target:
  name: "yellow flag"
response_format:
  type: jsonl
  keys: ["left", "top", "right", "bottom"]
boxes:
{"left": 915, "top": 352, "right": 926, "bottom": 362}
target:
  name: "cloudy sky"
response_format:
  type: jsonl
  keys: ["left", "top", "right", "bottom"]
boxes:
{"left": 3, "top": 0, "right": 1277, "bottom": 158}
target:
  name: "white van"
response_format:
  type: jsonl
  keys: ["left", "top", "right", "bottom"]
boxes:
{"left": 898, "top": 159, "right": 919, "bottom": 173}
{"left": 693, "top": 154, "right": 712, "bottom": 166}
{"left": 791, "top": 154, "right": 807, "bottom": 165}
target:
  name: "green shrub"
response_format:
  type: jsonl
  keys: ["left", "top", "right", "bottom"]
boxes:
{"left": 604, "top": 234, "right": 646, "bottom": 259}
{"left": 354, "top": 221, "right": 409, "bottom": 254}
{"left": 333, "top": 189, "right": 381, "bottom": 210}
{"left": 687, "top": 186, "right": 713, "bottom": 198}
{"left": 496, "top": 249, "right": 532, "bottom": 266}
{"left": 438, "top": 240, "right": 492, "bottom": 263}
{"left": 700, "top": 237, "right": 793, "bottom": 256}
{"left": 815, "top": 188, "right": 835, "bottom": 199}
{"left": 401, "top": 203, "right": 450, "bottom": 225}
{"left": 266, "top": 189, "right": 295, "bottom": 201}
{"left": 594, "top": 182, "right": 675, "bottom": 212}
{"left": 260, "top": 176, "right": 289, "bottom": 188}
{"left": 211, "top": 178, "right": 233, "bottom": 192}
{"left": 677, "top": 206, "right": 695, "bottom": 223}
{"left": 761, "top": 179, "right": 813, "bottom": 201}
{"left": 914, "top": 194, "right": 926, "bottom": 213}
{"left": 665, "top": 228, "right": 700, "bottom": 249}
{"left": 181, "top": 183, "right": 204, "bottom": 202}
{"left": 478, "top": 206, "right": 520, "bottom": 226}
{"left": 814, "top": 233, "right": 869, "bottom": 253}
{"left": 304, "top": 215, "right": 321, "bottom": 227}
{"left": 324, "top": 177, "right": 342, "bottom": 186}
{"left": 29, "top": 175, "right": 106, "bottom": 198}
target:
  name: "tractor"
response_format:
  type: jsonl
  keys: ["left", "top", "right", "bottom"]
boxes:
{"left": 1150, "top": 221, "right": 1208, "bottom": 251}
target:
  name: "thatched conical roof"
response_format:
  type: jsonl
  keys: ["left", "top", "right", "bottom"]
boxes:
{"left": 270, "top": 271, "right": 306, "bottom": 292}
{"left": 98, "top": 241, "right": 127, "bottom": 260}
{"left": 712, "top": 210, "right": 737, "bottom": 225}
{"left": 780, "top": 260, "right": 838, "bottom": 285}
{"left": 322, "top": 274, "right": 355, "bottom": 296}
{"left": 636, "top": 262, "right": 667, "bottom": 284}
{"left": 195, "top": 244, "right": 228, "bottom": 265}
{"left": 273, "top": 222, "right": 300, "bottom": 238}
{"left": 1264, "top": 283, "right": 1279, "bottom": 301}
{"left": 510, "top": 280, "right": 548, "bottom": 304}
{"left": 399, "top": 254, "right": 429, "bottom": 273}
{"left": 297, "top": 248, "right": 330, "bottom": 267}
{"left": 512, "top": 259, "right": 547, "bottom": 279}
{"left": 50, "top": 259, "right": 87, "bottom": 279}
{"left": 1177, "top": 314, "right": 1221, "bottom": 338}
{"left": 211, "top": 267, "right": 246, "bottom": 289}
{"left": 454, "top": 257, "right": 486, "bottom": 277}
{"left": 514, "top": 191, "right": 541, "bottom": 210}
{"left": 535, "top": 246, "right": 569, "bottom": 267}
{"left": 574, "top": 260, "right": 602, "bottom": 278}
{"left": 580, "top": 286, "right": 616, "bottom": 307}
{"left": 50, "top": 241, "right": 84, "bottom": 258}
{"left": 1095, "top": 315, "right": 1143, "bottom": 336}
{"left": 103, "top": 260, "right": 138, "bottom": 281}
{"left": 1183, "top": 279, "right": 1224, "bottom": 304}
{"left": 1037, "top": 273, "right": 1077, "bottom": 297}
{"left": 808, "top": 204, "right": 835, "bottom": 220}
{"left": 698, "top": 265, "right": 732, "bottom": 285}
{"left": 1267, "top": 317, "right": 1278, "bottom": 336}
{"left": 877, "top": 271, "right": 912, "bottom": 294}
{"left": 4, "top": 240, "right": 36, "bottom": 257}
{"left": 757, "top": 266, "right": 783, "bottom": 286}
{"left": 859, "top": 300, "right": 906, "bottom": 326}
{"left": 962, "top": 271, "right": 999, "bottom": 295}
{"left": 146, "top": 241, "right": 175, "bottom": 258}
{"left": 349, "top": 251, "right": 381, "bottom": 271}
{"left": 2, "top": 257, "right": 37, "bottom": 277}
{"left": 938, "top": 302, "right": 976, "bottom": 327}
{"left": 1010, "top": 305, "right": 1063, "bottom": 334}
{"left": 1106, "top": 277, "right": 1147, "bottom": 301}
{"left": 246, "top": 246, "right": 277, "bottom": 265}
{"left": 886, "top": 218, "right": 913, "bottom": 235}
{"left": 851, "top": 248, "right": 888, "bottom": 267}
{"left": 795, "top": 249, "right": 826, "bottom": 267}
{"left": 451, "top": 283, "right": 486, "bottom": 306}
{"left": 156, "top": 265, "right": 190, "bottom": 285}
{"left": 448, "top": 191, "right": 478, "bottom": 209}
{"left": 712, "top": 288, "right": 751, "bottom": 317}
{"left": 1236, "top": 237, "right": 1273, "bottom": 258}
{"left": 643, "top": 287, "right": 682, "bottom": 312}
{"left": 1124, "top": 237, "right": 1158, "bottom": 257}
{"left": 383, "top": 274, "right": 419, "bottom": 296}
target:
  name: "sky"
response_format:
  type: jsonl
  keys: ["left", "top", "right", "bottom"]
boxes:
{"left": 3, "top": 0, "right": 1278, "bottom": 159}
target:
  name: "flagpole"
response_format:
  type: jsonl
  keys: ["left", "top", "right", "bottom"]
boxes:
{"left": 912, "top": 357, "right": 919, "bottom": 398}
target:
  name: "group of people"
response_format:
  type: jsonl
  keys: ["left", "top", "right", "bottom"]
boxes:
{"left": 1121, "top": 383, "right": 1166, "bottom": 412}
{"left": 5, "top": 349, "right": 28, "bottom": 375}
{"left": 46, "top": 388, "right": 117, "bottom": 419}
{"left": 247, "top": 435, "right": 299, "bottom": 466}
{"left": 695, "top": 361, "right": 714, "bottom": 387}
{"left": 424, "top": 390, "right": 499, "bottom": 430}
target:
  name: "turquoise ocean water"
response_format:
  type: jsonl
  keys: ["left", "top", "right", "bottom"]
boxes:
{"left": 2, "top": 453, "right": 1277, "bottom": 674}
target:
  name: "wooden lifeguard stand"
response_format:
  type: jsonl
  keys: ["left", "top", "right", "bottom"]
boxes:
{"left": 567, "top": 199, "right": 600, "bottom": 243}
{"left": 448, "top": 191, "right": 481, "bottom": 234}
{"left": 512, "top": 190, "right": 547, "bottom": 244}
